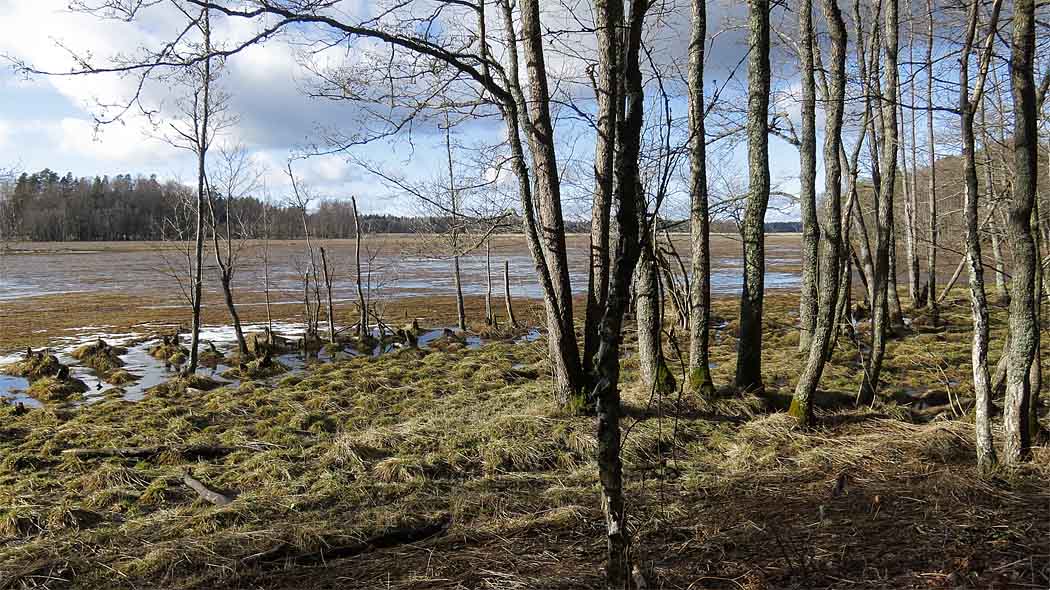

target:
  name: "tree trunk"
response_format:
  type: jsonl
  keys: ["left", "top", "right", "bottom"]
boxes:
{"left": 888, "top": 218, "right": 904, "bottom": 325}
{"left": 1029, "top": 197, "right": 1043, "bottom": 438}
{"left": 320, "top": 247, "right": 336, "bottom": 344}
{"left": 591, "top": 0, "right": 647, "bottom": 583}
{"left": 898, "top": 83, "right": 920, "bottom": 308}
{"left": 514, "top": 0, "right": 585, "bottom": 405}
{"left": 188, "top": 10, "right": 211, "bottom": 375}
{"left": 924, "top": 0, "right": 938, "bottom": 323}
{"left": 220, "top": 273, "right": 248, "bottom": 356}
{"left": 959, "top": 0, "right": 1003, "bottom": 472}
{"left": 734, "top": 0, "right": 771, "bottom": 394}
{"left": 860, "top": 0, "right": 898, "bottom": 404}
{"left": 1003, "top": 0, "right": 1039, "bottom": 464}
{"left": 353, "top": 197, "right": 367, "bottom": 338}
{"left": 583, "top": 0, "right": 620, "bottom": 378}
{"left": 504, "top": 259, "right": 517, "bottom": 328}
{"left": 453, "top": 255, "right": 466, "bottom": 331}
{"left": 797, "top": 0, "right": 819, "bottom": 352}
{"left": 991, "top": 227, "right": 1009, "bottom": 303}
{"left": 636, "top": 240, "right": 672, "bottom": 394}
{"left": 790, "top": 0, "right": 845, "bottom": 427}
{"left": 687, "top": 0, "right": 714, "bottom": 396}
{"left": 485, "top": 240, "right": 494, "bottom": 325}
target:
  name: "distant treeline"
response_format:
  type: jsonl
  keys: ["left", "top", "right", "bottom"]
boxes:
{"left": 0, "top": 169, "right": 799, "bottom": 241}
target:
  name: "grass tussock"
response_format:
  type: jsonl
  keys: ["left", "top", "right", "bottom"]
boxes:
{"left": 0, "top": 291, "right": 1045, "bottom": 589}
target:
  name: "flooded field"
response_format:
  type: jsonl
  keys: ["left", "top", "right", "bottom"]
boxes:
{"left": 0, "top": 233, "right": 803, "bottom": 405}
{"left": 0, "top": 233, "right": 803, "bottom": 303}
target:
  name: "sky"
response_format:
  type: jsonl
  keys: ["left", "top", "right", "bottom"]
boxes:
{"left": 0, "top": 0, "right": 809, "bottom": 221}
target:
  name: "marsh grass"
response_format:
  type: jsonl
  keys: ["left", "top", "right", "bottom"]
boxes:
{"left": 0, "top": 291, "right": 1046, "bottom": 589}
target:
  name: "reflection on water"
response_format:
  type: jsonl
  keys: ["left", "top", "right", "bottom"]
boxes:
{"left": 0, "top": 236, "right": 803, "bottom": 303}
{"left": 0, "top": 320, "right": 507, "bottom": 406}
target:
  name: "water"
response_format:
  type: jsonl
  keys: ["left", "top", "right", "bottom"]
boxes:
{"left": 0, "top": 235, "right": 804, "bottom": 303}
{"left": 0, "top": 320, "right": 505, "bottom": 406}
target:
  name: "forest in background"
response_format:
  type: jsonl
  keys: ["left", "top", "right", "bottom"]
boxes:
{"left": 0, "top": 168, "right": 809, "bottom": 240}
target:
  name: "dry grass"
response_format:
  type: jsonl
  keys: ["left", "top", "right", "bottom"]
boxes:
{"left": 0, "top": 291, "right": 1046, "bottom": 589}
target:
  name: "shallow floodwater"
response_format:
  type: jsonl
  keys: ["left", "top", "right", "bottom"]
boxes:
{"left": 0, "top": 320, "right": 498, "bottom": 406}
{"left": 0, "top": 235, "right": 804, "bottom": 303}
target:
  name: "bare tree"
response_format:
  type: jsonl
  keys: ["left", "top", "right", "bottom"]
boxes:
{"left": 583, "top": 0, "right": 621, "bottom": 380}
{"left": 860, "top": 0, "right": 900, "bottom": 404}
{"left": 925, "top": 0, "right": 939, "bottom": 324}
{"left": 591, "top": 0, "right": 649, "bottom": 581}
{"left": 790, "top": 0, "right": 846, "bottom": 426}
{"left": 734, "top": 0, "right": 772, "bottom": 394}
{"left": 797, "top": 0, "right": 819, "bottom": 351}
{"left": 159, "top": 6, "right": 231, "bottom": 374}
{"left": 958, "top": 0, "right": 1004, "bottom": 471}
{"left": 687, "top": 0, "right": 715, "bottom": 396}
{"left": 207, "top": 144, "right": 258, "bottom": 358}
{"left": 1002, "top": 0, "right": 1039, "bottom": 465}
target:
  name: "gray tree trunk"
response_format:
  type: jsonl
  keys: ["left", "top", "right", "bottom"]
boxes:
{"left": 898, "top": 84, "right": 920, "bottom": 308}
{"left": 188, "top": 10, "right": 212, "bottom": 375}
{"left": 504, "top": 260, "right": 517, "bottom": 328}
{"left": 583, "top": 0, "right": 620, "bottom": 378}
{"left": 734, "top": 0, "right": 771, "bottom": 394}
{"left": 687, "top": 0, "right": 715, "bottom": 396}
{"left": 860, "top": 0, "right": 898, "bottom": 404}
{"left": 591, "top": 0, "right": 648, "bottom": 583}
{"left": 1003, "top": 0, "right": 1039, "bottom": 464}
{"left": 958, "top": 0, "right": 1003, "bottom": 471}
{"left": 925, "top": 0, "right": 939, "bottom": 323}
{"left": 797, "top": 0, "right": 819, "bottom": 352}
{"left": 516, "top": 0, "right": 585, "bottom": 405}
{"left": 791, "top": 0, "right": 846, "bottom": 426}
{"left": 353, "top": 197, "right": 367, "bottom": 338}
{"left": 636, "top": 240, "right": 673, "bottom": 394}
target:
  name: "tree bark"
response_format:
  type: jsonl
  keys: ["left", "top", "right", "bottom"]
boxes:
{"left": 860, "top": 0, "right": 898, "bottom": 404}
{"left": 504, "top": 259, "right": 517, "bottom": 328}
{"left": 924, "top": 0, "right": 938, "bottom": 323}
{"left": 485, "top": 240, "right": 494, "bottom": 325}
{"left": 513, "top": 0, "right": 585, "bottom": 405}
{"left": 320, "top": 247, "right": 336, "bottom": 344}
{"left": 790, "top": 0, "right": 845, "bottom": 427}
{"left": 1003, "top": 0, "right": 1039, "bottom": 464}
{"left": 188, "top": 9, "right": 211, "bottom": 375}
{"left": 898, "top": 82, "right": 920, "bottom": 308}
{"left": 353, "top": 196, "right": 367, "bottom": 338}
{"left": 734, "top": 0, "right": 771, "bottom": 394}
{"left": 583, "top": 0, "right": 620, "bottom": 378}
{"left": 959, "top": 0, "right": 1003, "bottom": 471}
{"left": 797, "top": 0, "right": 819, "bottom": 352}
{"left": 687, "top": 0, "right": 714, "bottom": 396}
{"left": 636, "top": 239, "right": 673, "bottom": 394}
{"left": 591, "top": 0, "right": 647, "bottom": 583}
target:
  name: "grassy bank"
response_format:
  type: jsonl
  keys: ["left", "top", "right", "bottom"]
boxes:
{"left": 0, "top": 293, "right": 1047, "bottom": 589}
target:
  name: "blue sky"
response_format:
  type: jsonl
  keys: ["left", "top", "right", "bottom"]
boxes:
{"left": 0, "top": 0, "right": 809, "bottom": 221}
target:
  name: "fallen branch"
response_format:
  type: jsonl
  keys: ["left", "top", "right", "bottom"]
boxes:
{"left": 245, "top": 515, "right": 452, "bottom": 567}
{"left": 61, "top": 444, "right": 237, "bottom": 461}
{"left": 182, "top": 471, "right": 234, "bottom": 506}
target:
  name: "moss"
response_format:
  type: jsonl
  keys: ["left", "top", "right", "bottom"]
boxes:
{"left": 3, "top": 351, "right": 64, "bottom": 380}
{"left": 148, "top": 339, "right": 188, "bottom": 363}
{"left": 688, "top": 365, "right": 716, "bottom": 397}
{"left": 28, "top": 376, "right": 88, "bottom": 402}
{"left": 106, "top": 369, "right": 139, "bottom": 385}
{"left": 654, "top": 359, "right": 677, "bottom": 395}
{"left": 71, "top": 339, "right": 127, "bottom": 374}
{"left": 221, "top": 358, "right": 289, "bottom": 381}
{"left": 786, "top": 395, "right": 809, "bottom": 425}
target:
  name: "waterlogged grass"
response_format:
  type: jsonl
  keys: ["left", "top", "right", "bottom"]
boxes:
{"left": 0, "top": 292, "right": 1046, "bottom": 589}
